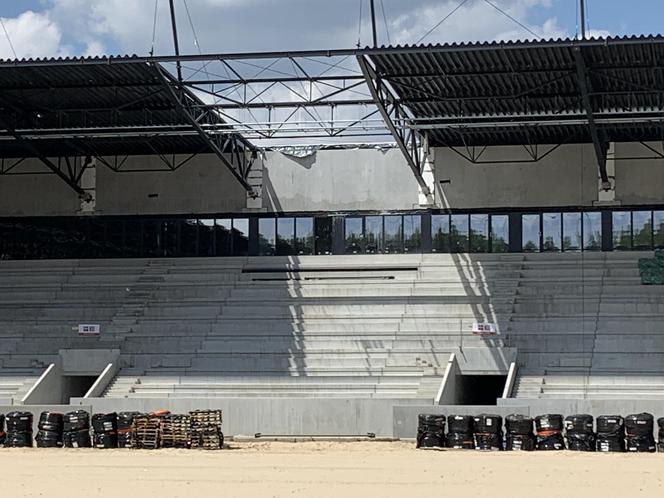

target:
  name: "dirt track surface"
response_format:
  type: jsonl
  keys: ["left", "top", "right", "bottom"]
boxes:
{"left": 2, "top": 441, "right": 663, "bottom": 498}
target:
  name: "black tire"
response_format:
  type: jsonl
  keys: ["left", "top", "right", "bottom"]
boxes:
{"left": 446, "top": 431, "right": 475, "bottom": 449}
{"left": 534, "top": 414, "right": 563, "bottom": 433}
{"left": 473, "top": 414, "right": 503, "bottom": 435}
{"left": 596, "top": 416, "right": 624, "bottom": 435}
{"left": 117, "top": 412, "right": 140, "bottom": 431}
{"left": 536, "top": 432, "right": 565, "bottom": 451}
{"left": 566, "top": 433, "right": 596, "bottom": 452}
{"left": 506, "top": 434, "right": 535, "bottom": 451}
{"left": 92, "top": 413, "right": 118, "bottom": 434}
{"left": 93, "top": 433, "right": 118, "bottom": 449}
{"left": 63, "top": 410, "right": 90, "bottom": 432}
{"left": 596, "top": 436, "right": 625, "bottom": 453}
{"left": 626, "top": 435, "right": 656, "bottom": 453}
{"left": 658, "top": 417, "right": 664, "bottom": 431}
{"left": 117, "top": 433, "right": 132, "bottom": 449}
{"left": 564, "top": 414, "right": 594, "bottom": 434}
{"left": 0, "top": 414, "right": 4, "bottom": 432}
{"left": 5, "top": 412, "right": 33, "bottom": 433}
{"left": 63, "top": 430, "right": 92, "bottom": 448}
{"left": 417, "top": 432, "right": 445, "bottom": 449}
{"left": 35, "top": 430, "right": 63, "bottom": 448}
{"left": 505, "top": 415, "right": 533, "bottom": 436}
{"left": 38, "top": 412, "right": 64, "bottom": 432}
{"left": 625, "top": 413, "right": 654, "bottom": 437}
{"left": 447, "top": 415, "right": 474, "bottom": 434}
{"left": 4, "top": 431, "right": 33, "bottom": 448}
{"left": 474, "top": 432, "right": 503, "bottom": 451}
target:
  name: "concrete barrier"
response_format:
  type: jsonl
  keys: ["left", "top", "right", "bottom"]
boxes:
{"left": 21, "top": 363, "right": 63, "bottom": 405}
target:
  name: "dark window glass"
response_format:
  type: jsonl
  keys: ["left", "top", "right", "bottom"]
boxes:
{"left": 470, "top": 214, "right": 489, "bottom": 253}
{"left": 198, "top": 219, "right": 215, "bottom": 257}
{"left": 345, "top": 217, "right": 363, "bottom": 254}
{"left": 162, "top": 220, "right": 179, "bottom": 257}
{"left": 124, "top": 220, "right": 142, "bottom": 257}
{"left": 276, "top": 218, "right": 295, "bottom": 256}
{"left": 542, "top": 213, "right": 561, "bottom": 252}
{"left": 583, "top": 212, "right": 602, "bottom": 251}
{"left": 365, "top": 216, "right": 382, "bottom": 254}
{"left": 181, "top": 219, "right": 199, "bottom": 257}
{"left": 450, "top": 214, "right": 469, "bottom": 253}
{"left": 612, "top": 211, "right": 631, "bottom": 250}
{"left": 522, "top": 214, "right": 540, "bottom": 252}
{"left": 142, "top": 220, "right": 161, "bottom": 257}
{"left": 314, "top": 218, "right": 333, "bottom": 255}
{"left": 384, "top": 216, "right": 402, "bottom": 253}
{"left": 655, "top": 211, "right": 664, "bottom": 249}
{"left": 432, "top": 215, "right": 450, "bottom": 253}
{"left": 215, "top": 219, "right": 232, "bottom": 256}
{"left": 404, "top": 215, "right": 422, "bottom": 253}
{"left": 633, "top": 211, "right": 653, "bottom": 250}
{"left": 106, "top": 220, "right": 125, "bottom": 258}
{"left": 232, "top": 219, "right": 249, "bottom": 256}
{"left": 563, "top": 213, "right": 582, "bottom": 252}
{"left": 295, "top": 218, "right": 315, "bottom": 255}
{"left": 490, "top": 215, "right": 509, "bottom": 253}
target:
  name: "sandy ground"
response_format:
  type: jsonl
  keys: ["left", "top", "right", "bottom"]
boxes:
{"left": 1, "top": 441, "right": 663, "bottom": 498}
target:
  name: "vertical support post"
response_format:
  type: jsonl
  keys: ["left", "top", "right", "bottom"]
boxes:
{"left": 601, "top": 210, "right": 613, "bottom": 252}
{"left": 332, "top": 217, "right": 345, "bottom": 255}
{"left": 168, "top": 0, "right": 183, "bottom": 82}
{"left": 580, "top": 0, "right": 586, "bottom": 40}
{"left": 370, "top": 0, "right": 378, "bottom": 48}
{"left": 421, "top": 213, "right": 432, "bottom": 253}
{"left": 508, "top": 213, "right": 522, "bottom": 253}
{"left": 248, "top": 217, "right": 259, "bottom": 256}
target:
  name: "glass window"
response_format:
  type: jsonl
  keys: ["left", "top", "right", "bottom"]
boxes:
{"left": 345, "top": 217, "right": 363, "bottom": 254}
{"left": 232, "top": 219, "right": 249, "bottom": 256}
{"left": 295, "top": 218, "right": 315, "bottom": 255}
{"left": 633, "top": 211, "right": 653, "bottom": 250}
{"left": 403, "top": 215, "right": 422, "bottom": 253}
{"left": 432, "top": 215, "right": 450, "bottom": 253}
{"left": 542, "top": 213, "right": 562, "bottom": 252}
{"left": 142, "top": 220, "right": 160, "bottom": 257}
{"left": 470, "top": 214, "right": 489, "bottom": 253}
{"left": 124, "top": 219, "right": 142, "bottom": 257}
{"left": 655, "top": 211, "right": 664, "bottom": 249}
{"left": 215, "top": 219, "right": 232, "bottom": 256}
{"left": 612, "top": 211, "right": 631, "bottom": 251}
{"left": 450, "top": 214, "right": 469, "bottom": 253}
{"left": 384, "top": 216, "right": 402, "bottom": 254}
{"left": 315, "top": 218, "right": 333, "bottom": 255}
{"left": 365, "top": 216, "right": 382, "bottom": 254}
{"left": 198, "top": 219, "right": 215, "bottom": 257}
{"left": 258, "top": 218, "right": 276, "bottom": 256}
{"left": 522, "top": 214, "right": 540, "bottom": 252}
{"left": 106, "top": 220, "right": 125, "bottom": 257}
{"left": 490, "top": 215, "right": 509, "bottom": 253}
{"left": 276, "top": 218, "right": 295, "bottom": 256}
{"left": 162, "top": 220, "right": 179, "bottom": 257}
{"left": 562, "top": 212, "right": 582, "bottom": 252}
{"left": 583, "top": 212, "right": 602, "bottom": 251}
{"left": 181, "top": 219, "right": 199, "bottom": 257}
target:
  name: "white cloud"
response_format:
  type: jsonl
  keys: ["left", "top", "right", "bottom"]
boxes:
{"left": 0, "top": 11, "right": 63, "bottom": 60}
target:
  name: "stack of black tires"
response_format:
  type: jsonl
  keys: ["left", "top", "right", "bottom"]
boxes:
{"left": 658, "top": 418, "right": 664, "bottom": 453}
{"left": 92, "top": 412, "right": 118, "bottom": 449}
{"left": 535, "top": 414, "right": 565, "bottom": 450}
{"left": 63, "top": 410, "right": 91, "bottom": 448}
{"left": 473, "top": 414, "right": 503, "bottom": 451}
{"left": 4, "top": 411, "right": 33, "bottom": 447}
{"left": 625, "top": 413, "right": 656, "bottom": 453}
{"left": 446, "top": 415, "right": 474, "bottom": 449}
{"left": 596, "top": 415, "right": 625, "bottom": 452}
{"left": 35, "top": 412, "right": 64, "bottom": 448}
{"left": 0, "top": 414, "right": 5, "bottom": 446}
{"left": 117, "top": 412, "right": 139, "bottom": 448}
{"left": 505, "top": 415, "right": 535, "bottom": 451}
{"left": 416, "top": 414, "right": 446, "bottom": 449}
{"left": 565, "top": 414, "right": 595, "bottom": 452}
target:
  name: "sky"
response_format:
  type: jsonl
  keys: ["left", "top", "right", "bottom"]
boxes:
{"left": 0, "top": 0, "right": 660, "bottom": 60}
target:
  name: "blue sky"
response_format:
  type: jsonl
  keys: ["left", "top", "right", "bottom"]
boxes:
{"left": 0, "top": 0, "right": 659, "bottom": 59}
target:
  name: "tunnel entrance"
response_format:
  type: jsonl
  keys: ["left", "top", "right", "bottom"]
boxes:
{"left": 458, "top": 375, "right": 507, "bottom": 405}
{"left": 61, "top": 375, "right": 97, "bottom": 403}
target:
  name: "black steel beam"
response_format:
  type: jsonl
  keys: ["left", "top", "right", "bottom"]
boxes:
{"left": 574, "top": 47, "right": 610, "bottom": 184}
{"left": 357, "top": 54, "right": 431, "bottom": 197}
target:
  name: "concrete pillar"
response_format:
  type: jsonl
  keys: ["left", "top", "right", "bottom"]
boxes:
{"left": 597, "top": 142, "right": 618, "bottom": 205}
{"left": 246, "top": 154, "right": 264, "bottom": 210}
{"left": 418, "top": 142, "right": 436, "bottom": 207}
{"left": 79, "top": 157, "right": 96, "bottom": 213}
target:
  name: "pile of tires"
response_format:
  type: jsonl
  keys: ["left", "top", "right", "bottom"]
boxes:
{"left": 416, "top": 414, "right": 446, "bottom": 449}
{"left": 596, "top": 415, "right": 625, "bottom": 452}
{"left": 658, "top": 418, "right": 664, "bottom": 453}
{"left": 5, "top": 411, "right": 33, "bottom": 448}
{"left": 473, "top": 414, "right": 503, "bottom": 451}
{"left": 92, "top": 412, "right": 118, "bottom": 449}
{"left": 446, "top": 415, "right": 474, "bottom": 449}
{"left": 535, "top": 414, "right": 565, "bottom": 451}
{"left": 117, "top": 412, "right": 139, "bottom": 448}
{"left": 625, "top": 413, "right": 656, "bottom": 453}
{"left": 35, "top": 412, "right": 64, "bottom": 448}
{"left": 0, "top": 414, "right": 5, "bottom": 446}
{"left": 63, "top": 410, "right": 91, "bottom": 448}
{"left": 505, "top": 414, "right": 535, "bottom": 451}
{"left": 565, "top": 414, "right": 595, "bottom": 451}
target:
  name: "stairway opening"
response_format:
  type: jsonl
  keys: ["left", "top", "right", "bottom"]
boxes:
{"left": 457, "top": 375, "right": 507, "bottom": 405}
{"left": 61, "top": 375, "right": 97, "bottom": 403}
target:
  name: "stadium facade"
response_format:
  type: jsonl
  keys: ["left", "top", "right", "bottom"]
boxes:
{"left": 1, "top": 36, "right": 664, "bottom": 437}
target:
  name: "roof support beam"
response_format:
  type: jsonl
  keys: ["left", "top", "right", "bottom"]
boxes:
{"left": 574, "top": 47, "right": 610, "bottom": 186}
{"left": 357, "top": 54, "right": 431, "bottom": 197}
{"left": 152, "top": 64, "right": 257, "bottom": 194}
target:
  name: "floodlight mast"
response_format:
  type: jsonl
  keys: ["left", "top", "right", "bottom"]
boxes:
{"left": 579, "top": 0, "right": 586, "bottom": 40}
{"left": 168, "top": 0, "right": 183, "bottom": 82}
{"left": 370, "top": 0, "right": 378, "bottom": 48}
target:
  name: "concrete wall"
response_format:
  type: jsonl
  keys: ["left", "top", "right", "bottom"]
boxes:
{"left": 433, "top": 144, "right": 599, "bottom": 209}
{"left": 262, "top": 148, "right": 421, "bottom": 212}
{"left": 614, "top": 142, "right": 664, "bottom": 205}
{"left": 21, "top": 363, "right": 64, "bottom": 405}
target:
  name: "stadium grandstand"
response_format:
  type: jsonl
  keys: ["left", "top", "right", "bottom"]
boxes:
{"left": 1, "top": 1, "right": 664, "bottom": 441}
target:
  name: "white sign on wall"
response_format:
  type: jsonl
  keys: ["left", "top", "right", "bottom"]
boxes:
{"left": 472, "top": 322, "right": 499, "bottom": 336}
{"left": 78, "top": 324, "right": 101, "bottom": 336}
